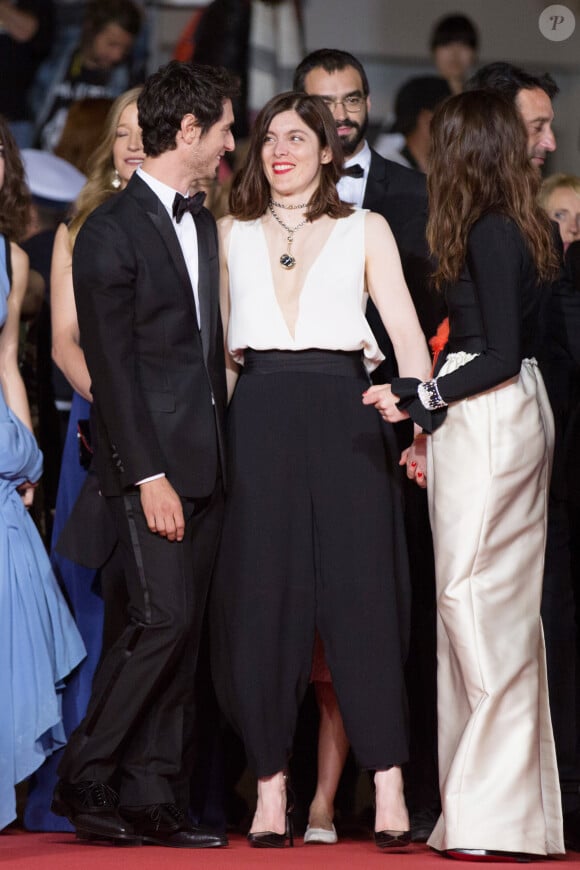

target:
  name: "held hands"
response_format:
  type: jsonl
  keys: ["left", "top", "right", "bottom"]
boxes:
{"left": 362, "top": 383, "right": 410, "bottom": 423}
{"left": 400, "top": 435, "right": 427, "bottom": 489}
{"left": 139, "top": 476, "right": 185, "bottom": 542}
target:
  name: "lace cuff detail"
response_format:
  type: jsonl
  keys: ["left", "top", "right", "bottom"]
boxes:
{"left": 390, "top": 377, "right": 447, "bottom": 433}
{"left": 417, "top": 379, "right": 448, "bottom": 411}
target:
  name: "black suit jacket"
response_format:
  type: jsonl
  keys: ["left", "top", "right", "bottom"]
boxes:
{"left": 73, "top": 173, "right": 227, "bottom": 498}
{"left": 362, "top": 148, "right": 446, "bottom": 383}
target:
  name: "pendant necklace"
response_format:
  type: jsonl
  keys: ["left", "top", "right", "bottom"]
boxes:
{"left": 268, "top": 200, "right": 308, "bottom": 270}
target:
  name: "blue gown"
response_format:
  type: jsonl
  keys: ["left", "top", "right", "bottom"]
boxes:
{"left": 23, "top": 391, "right": 107, "bottom": 831}
{"left": 0, "top": 237, "right": 85, "bottom": 831}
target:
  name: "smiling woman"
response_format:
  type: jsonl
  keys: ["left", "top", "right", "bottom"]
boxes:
{"left": 210, "top": 90, "right": 432, "bottom": 851}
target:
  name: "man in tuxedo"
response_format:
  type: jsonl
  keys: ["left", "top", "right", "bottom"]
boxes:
{"left": 467, "top": 61, "right": 580, "bottom": 854}
{"left": 294, "top": 48, "right": 444, "bottom": 842}
{"left": 52, "top": 60, "right": 236, "bottom": 848}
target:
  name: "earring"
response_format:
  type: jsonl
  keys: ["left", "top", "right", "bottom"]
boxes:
{"left": 111, "top": 169, "right": 121, "bottom": 190}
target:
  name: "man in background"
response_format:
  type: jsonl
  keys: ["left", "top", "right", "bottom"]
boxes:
{"left": 374, "top": 75, "right": 451, "bottom": 173}
{"left": 0, "top": 0, "right": 54, "bottom": 147}
{"left": 31, "top": 0, "right": 142, "bottom": 152}
{"left": 294, "top": 47, "right": 444, "bottom": 844}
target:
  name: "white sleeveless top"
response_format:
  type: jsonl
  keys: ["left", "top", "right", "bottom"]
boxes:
{"left": 226, "top": 208, "right": 385, "bottom": 373}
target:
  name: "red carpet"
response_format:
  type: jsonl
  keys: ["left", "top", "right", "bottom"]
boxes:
{"left": 2, "top": 831, "right": 579, "bottom": 869}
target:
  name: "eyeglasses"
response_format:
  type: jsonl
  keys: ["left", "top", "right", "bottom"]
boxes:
{"left": 320, "top": 96, "right": 365, "bottom": 113}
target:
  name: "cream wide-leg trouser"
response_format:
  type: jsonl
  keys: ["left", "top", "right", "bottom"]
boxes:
{"left": 426, "top": 355, "right": 564, "bottom": 856}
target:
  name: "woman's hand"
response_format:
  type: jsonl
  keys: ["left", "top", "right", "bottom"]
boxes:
{"left": 362, "top": 383, "right": 410, "bottom": 423}
{"left": 400, "top": 435, "right": 427, "bottom": 488}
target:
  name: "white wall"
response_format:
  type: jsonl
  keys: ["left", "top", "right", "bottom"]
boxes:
{"left": 151, "top": 0, "right": 580, "bottom": 171}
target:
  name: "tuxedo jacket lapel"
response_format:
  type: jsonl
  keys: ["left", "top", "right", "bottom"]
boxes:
{"left": 363, "top": 151, "right": 388, "bottom": 211}
{"left": 128, "top": 174, "right": 201, "bottom": 331}
{"left": 193, "top": 211, "right": 213, "bottom": 364}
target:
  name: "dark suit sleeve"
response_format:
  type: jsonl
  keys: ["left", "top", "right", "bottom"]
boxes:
{"left": 364, "top": 152, "right": 446, "bottom": 384}
{"left": 73, "top": 212, "right": 166, "bottom": 487}
{"left": 553, "top": 241, "right": 580, "bottom": 366}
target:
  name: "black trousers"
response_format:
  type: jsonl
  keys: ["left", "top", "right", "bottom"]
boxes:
{"left": 58, "top": 483, "right": 224, "bottom": 807}
{"left": 211, "top": 350, "right": 411, "bottom": 777}
{"left": 540, "top": 361, "right": 580, "bottom": 813}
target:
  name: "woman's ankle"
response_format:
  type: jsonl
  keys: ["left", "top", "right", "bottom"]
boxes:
{"left": 374, "top": 767, "right": 409, "bottom": 833}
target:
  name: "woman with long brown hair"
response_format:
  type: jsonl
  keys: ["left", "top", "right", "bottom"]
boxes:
{"left": 211, "top": 90, "right": 431, "bottom": 849}
{"left": 365, "top": 89, "right": 564, "bottom": 860}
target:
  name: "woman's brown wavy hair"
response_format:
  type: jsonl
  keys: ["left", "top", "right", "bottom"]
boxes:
{"left": 427, "top": 89, "right": 558, "bottom": 289}
{"left": 229, "top": 91, "right": 352, "bottom": 222}
{"left": 0, "top": 115, "right": 31, "bottom": 242}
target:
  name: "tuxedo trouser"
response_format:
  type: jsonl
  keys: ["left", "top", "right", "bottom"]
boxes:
{"left": 58, "top": 482, "right": 224, "bottom": 807}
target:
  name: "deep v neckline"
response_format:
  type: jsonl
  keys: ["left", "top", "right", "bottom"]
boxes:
{"left": 259, "top": 217, "right": 342, "bottom": 339}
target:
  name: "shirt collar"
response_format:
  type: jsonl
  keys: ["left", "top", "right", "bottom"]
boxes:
{"left": 343, "top": 140, "right": 371, "bottom": 176}
{"left": 136, "top": 166, "right": 181, "bottom": 216}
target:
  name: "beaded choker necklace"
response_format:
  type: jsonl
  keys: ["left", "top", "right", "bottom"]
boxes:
{"left": 268, "top": 200, "right": 308, "bottom": 270}
{"left": 270, "top": 198, "right": 308, "bottom": 210}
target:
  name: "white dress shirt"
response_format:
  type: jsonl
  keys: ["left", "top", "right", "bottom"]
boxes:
{"left": 134, "top": 167, "right": 203, "bottom": 486}
{"left": 336, "top": 140, "right": 372, "bottom": 208}
{"left": 136, "top": 167, "right": 202, "bottom": 327}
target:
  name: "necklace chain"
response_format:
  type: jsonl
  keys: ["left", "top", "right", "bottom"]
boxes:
{"left": 268, "top": 200, "right": 308, "bottom": 270}
{"left": 270, "top": 198, "right": 308, "bottom": 210}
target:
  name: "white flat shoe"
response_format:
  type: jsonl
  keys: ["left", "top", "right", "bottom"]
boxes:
{"left": 304, "top": 823, "right": 338, "bottom": 844}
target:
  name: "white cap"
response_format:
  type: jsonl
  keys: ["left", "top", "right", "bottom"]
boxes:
{"left": 20, "top": 149, "right": 86, "bottom": 205}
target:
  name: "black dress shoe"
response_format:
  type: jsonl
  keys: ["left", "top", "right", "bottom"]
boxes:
{"left": 410, "top": 806, "right": 439, "bottom": 842}
{"left": 247, "top": 776, "right": 295, "bottom": 848}
{"left": 120, "top": 803, "right": 227, "bottom": 848}
{"left": 52, "top": 780, "right": 140, "bottom": 844}
{"left": 247, "top": 830, "right": 288, "bottom": 847}
{"left": 374, "top": 829, "right": 411, "bottom": 849}
{"left": 445, "top": 849, "right": 534, "bottom": 863}
{"left": 247, "top": 811, "right": 294, "bottom": 849}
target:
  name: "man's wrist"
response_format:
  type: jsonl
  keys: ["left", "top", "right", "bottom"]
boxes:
{"left": 135, "top": 472, "right": 166, "bottom": 486}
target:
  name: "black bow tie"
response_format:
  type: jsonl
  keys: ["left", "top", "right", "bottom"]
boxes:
{"left": 342, "top": 163, "right": 364, "bottom": 179}
{"left": 172, "top": 190, "right": 206, "bottom": 223}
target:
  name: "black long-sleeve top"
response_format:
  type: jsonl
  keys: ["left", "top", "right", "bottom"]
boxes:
{"left": 392, "top": 212, "right": 550, "bottom": 431}
{"left": 434, "top": 212, "right": 547, "bottom": 402}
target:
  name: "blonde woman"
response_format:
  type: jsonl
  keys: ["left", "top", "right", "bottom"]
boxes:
{"left": 539, "top": 173, "right": 580, "bottom": 253}
{"left": 24, "top": 87, "right": 145, "bottom": 832}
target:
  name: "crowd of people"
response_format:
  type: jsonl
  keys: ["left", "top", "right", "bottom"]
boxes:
{"left": 1, "top": 3, "right": 580, "bottom": 864}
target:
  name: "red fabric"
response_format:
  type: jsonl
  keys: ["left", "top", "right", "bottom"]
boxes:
{"left": 172, "top": 10, "right": 204, "bottom": 62}
{"left": 429, "top": 316, "right": 449, "bottom": 377}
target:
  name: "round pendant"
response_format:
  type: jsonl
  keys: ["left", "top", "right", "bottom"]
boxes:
{"left": 280, "top": 253, "right": 296, "bottom": 270}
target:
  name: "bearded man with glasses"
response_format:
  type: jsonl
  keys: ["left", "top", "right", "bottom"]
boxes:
{"left": 292, "top": 48, "right": 445, "bottom": 846}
